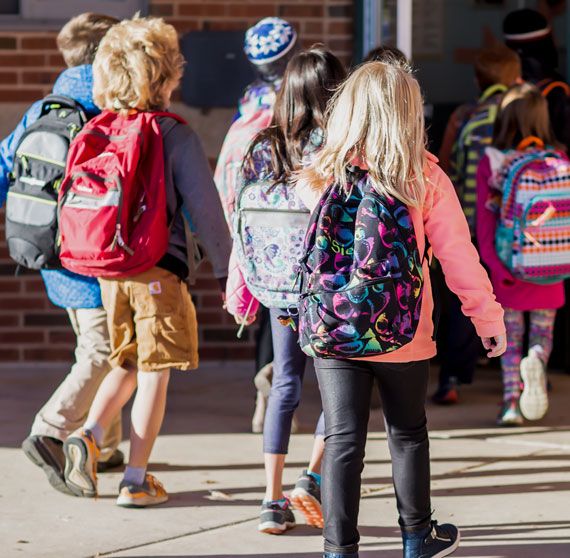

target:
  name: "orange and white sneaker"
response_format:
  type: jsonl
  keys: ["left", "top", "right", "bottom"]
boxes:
{"left": 116, "top": 473, "right": 168, "bottom": 508}
{"left": 63, "top": 429, "right": 100, "bottom": 498}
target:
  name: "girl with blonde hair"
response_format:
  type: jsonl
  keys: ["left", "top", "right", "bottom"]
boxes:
{"left": 297, "top": 61, "right": 506, "bottom": 558}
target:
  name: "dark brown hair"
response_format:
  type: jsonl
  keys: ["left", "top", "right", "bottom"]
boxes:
{"left": 493, "top": 82, "right": 560, "bottom": 150}
{"left": 364, "top": 45, "right": 408, "bottom": 66}
{"left": 474, "top": 45, "right": 521, "bottom": 90}
{"left": 57, "top": 12, "right": 119, "bottom": 68}
{"left": 244, "top": 46, "right": 346, "bottom": 183}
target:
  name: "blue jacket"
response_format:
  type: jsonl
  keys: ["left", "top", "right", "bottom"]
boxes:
{"left": 0, "top": 65, "right": 102, "bottom": 309}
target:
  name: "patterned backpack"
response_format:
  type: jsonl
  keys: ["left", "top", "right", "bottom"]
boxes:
{"left": 297, "top": 168, "right": 425, "bottom": 359}
{"left": 233, "top": 132, "right": 322, "bottom": 308}
{"left": 495, "top": 138, "right": 570, "bottom": 284}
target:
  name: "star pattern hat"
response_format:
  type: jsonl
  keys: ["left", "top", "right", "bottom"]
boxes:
{"left": 244, "top": 17, "right": 297, "bottom": 65}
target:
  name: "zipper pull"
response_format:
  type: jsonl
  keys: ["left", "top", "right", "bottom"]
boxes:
{"left": 277, "top": 314, "right": 297, "bottom": 331}
{"left": 111, "top": 224, "right": 135, "bottom": 255}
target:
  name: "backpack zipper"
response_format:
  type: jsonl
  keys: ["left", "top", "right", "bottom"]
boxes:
{"left": 7, "top": 191, "right": 57, "bottom": 205}
{"left": 16, "top": 151, "right": 66, "bottom": 168}
{"left": 299, "top": 276, "right": 393, "bottom": 299}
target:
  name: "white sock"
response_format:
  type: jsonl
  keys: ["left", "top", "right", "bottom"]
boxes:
{"left": 123, "top": 466, "right": 146, "bottom": 486}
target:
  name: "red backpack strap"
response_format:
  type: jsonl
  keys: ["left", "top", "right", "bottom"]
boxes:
{"left": 540, "top": 80, "right": 570, "bottom": 98}
{"left": 150, "top": 111, "right": 187, "bottom": 125}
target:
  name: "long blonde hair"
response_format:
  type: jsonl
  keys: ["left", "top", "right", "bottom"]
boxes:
{"left": 300, "top": 61, "right": 427, "bottom": 207}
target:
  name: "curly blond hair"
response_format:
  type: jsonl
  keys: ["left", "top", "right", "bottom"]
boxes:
{"left": 93, "top": 16, "right": 184, "bottom": 113}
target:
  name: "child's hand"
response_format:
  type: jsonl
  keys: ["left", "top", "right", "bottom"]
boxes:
{"left": 482, "top": 334, "right": 507, "bottom": 358}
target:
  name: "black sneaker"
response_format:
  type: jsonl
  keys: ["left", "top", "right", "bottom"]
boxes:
{"left": 22, "top": 435, "right": 74, "bottom": 496}
{"left": 97, "top": 449, "right": 125, "bottom": 473}
{"left": 403, "top": 521, "right": 460, "bottom": 558}
{"left": 290, "top": 470, "right": 323, "bottom": 528}
{"left": 258, "top": 498, "right": 296, "bottom": 535}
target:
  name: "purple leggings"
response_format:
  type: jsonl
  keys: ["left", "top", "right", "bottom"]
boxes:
{"left": 502, "top": 308, "right": 556, "bottom": 400}
{"left": 263, "top": 308, "right": 325, "bottom": 454}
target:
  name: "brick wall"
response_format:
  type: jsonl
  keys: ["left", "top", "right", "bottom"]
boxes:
{"left": 0, "top": 0, "right": 354, "bottom": 362}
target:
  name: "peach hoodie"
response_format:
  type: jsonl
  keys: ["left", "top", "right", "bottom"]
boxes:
{"left": 296, "top": 152, "right": 506, "bottom": 363}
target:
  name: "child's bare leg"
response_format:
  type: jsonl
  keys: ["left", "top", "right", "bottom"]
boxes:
{"left": 128, "top": 369, "right": 171, "bottom": 468}
{"left": 85, "top": 365, "right": 137, "bottom": 432}
{"left": 264, "top": 453, "right": 287, "bottom": 501}
{"left": 307, "top": 435, "right": 325, "bottom": 475}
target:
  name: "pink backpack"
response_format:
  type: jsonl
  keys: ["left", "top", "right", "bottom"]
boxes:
{"left": 58, "top": 110, "right": 185, "bottom": 278}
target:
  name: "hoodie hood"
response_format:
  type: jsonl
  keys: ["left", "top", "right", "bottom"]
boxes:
{"left": 52, "top": 65, "right": 99, "bottom": 115}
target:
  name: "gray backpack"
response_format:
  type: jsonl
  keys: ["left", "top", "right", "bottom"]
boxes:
{"left": 5, "top": 95, "right": 87, "bottom": 269}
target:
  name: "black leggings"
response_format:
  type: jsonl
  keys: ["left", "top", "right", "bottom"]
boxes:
{"left": 315, "top": 358, "right": 432, "bottom": 555}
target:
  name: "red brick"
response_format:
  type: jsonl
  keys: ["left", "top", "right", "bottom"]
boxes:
{"left": 328, "top": 20, "right": 353, "bottom": 35}
{"left": 0, "top": 72, "right": 18, "bottom": 86}
{"left": 0, "top": 89, "right": 45, "bottom": 102}
{"left": 169, "top": 20, "right": 201, "bottom": 33}
{"left": 0, "top": 297, "right": 46, "bottom": 310}
{"left": 24, "top": 348, "right": 73, "bottom": 360}
{"left": 24, "top": 279, "right": 45, "bottom": 293}
{"left": 196, "top": 310, "right": 225, "bottom": 325}
{"left": 22, "top": 71, "right": 61, "bottom": 85}
{"left": 304, "top": 21, "right": 324, "bottom": 35}
{"left": 0, "top": 37, "right": 17, "bottom": 50}
{"left": 227, "top": 4, "right": 277, "bottom": 18}
{"left": 328, "top": 38, "right": 353, "bottom": 52}
{"left": 179, "top": 4, "right": 226, "bottom": 16}
{"left": 0, "top": 54, "right": 45, "bottom": 67}
{"left": 48, "top": 54, "right": 65, "bottom": 67}
{"left": 279, "top": 5, "right": 324, "bottom": 18}
{"left": 150, "top": 3, "right": 174, "bottom": 16}
{"left": 0, "top": 314, "right": 20, "bottom": 326}
{"left": 0, "top": 330, "right": 45, "bottom": 343}
{"left": 0, "top": 348, "right": 20, "bottom": 360}
{"left": 21, "top": 37, "right": 58, "bottom": 50}
{"left": 203, "top": 20, "right": 249, "bottom": 31}
{"left": 0, "top": 280, "right": 19, "bottom": 293}
{"left": 200, "top": 346, "right": 254, "bottom": 360}
{"left": 48, "top": 330, "right": 76, "bottom": 344}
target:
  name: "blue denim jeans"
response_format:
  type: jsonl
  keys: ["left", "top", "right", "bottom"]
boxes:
{"left": 263, "top": 308, "right": 325, "bottom": 454}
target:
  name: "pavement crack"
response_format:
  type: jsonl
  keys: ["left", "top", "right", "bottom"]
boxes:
{"left": 93, "top": 515, "right": 259, "bottom": 558}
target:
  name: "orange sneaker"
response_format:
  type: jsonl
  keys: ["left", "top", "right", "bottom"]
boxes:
{"left": 63, "top": 429, "right": 100, "bottom": 497}
{"left": 116, "top": 473, "right": 168, "bottom": 508}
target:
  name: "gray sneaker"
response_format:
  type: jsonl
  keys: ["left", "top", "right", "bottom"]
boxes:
{"left": 258, "top": 499, "right": 296, "bottom": 534}
{"left": 22, "top": 435, "right": 74, "bottom": 496}
{"left": 290, "top": 470, "right": 323, "bottom": 528}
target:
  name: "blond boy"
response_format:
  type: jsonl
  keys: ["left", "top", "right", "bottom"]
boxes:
{"left": 62, "top": 16, "right": 231, "bottom": 507}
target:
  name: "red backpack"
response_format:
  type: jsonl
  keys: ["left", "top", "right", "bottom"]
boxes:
{"left": 58, "top": 110, "right": 185, "bottom": 278}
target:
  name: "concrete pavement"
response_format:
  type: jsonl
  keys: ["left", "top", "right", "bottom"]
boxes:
{"left": 1, "top": 361, "right": 569, "bottom": 558}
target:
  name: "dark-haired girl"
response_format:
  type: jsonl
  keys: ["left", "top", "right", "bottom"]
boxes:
{"left": 226, "top": 47, "right": 345, "bottom": 534}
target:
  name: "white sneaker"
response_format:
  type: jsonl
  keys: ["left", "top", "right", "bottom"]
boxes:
{"left": 520, "top": 348, "right": 549, "bottom": 421}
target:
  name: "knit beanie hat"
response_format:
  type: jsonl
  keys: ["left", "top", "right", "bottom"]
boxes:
{"left": 503, "top": 9, "right": 550, "bottom": 42}
{"left": 503, "top": 9, "right": 558, "bottom": 77}
{"left": 244, "top": 17, "right": 297, "bottom": 65}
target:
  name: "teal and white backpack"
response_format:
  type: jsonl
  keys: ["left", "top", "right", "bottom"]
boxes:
{"left": 233, "top": 131, "right": 322, "bottom": 309}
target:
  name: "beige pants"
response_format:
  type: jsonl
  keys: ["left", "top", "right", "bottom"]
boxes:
{"left": 30, "top": 306, "right": 122, "bottom": 461}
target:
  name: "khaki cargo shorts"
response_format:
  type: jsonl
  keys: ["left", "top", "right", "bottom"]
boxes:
{"left": 99, "top": 267, "right": 199, "bottom": 372}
